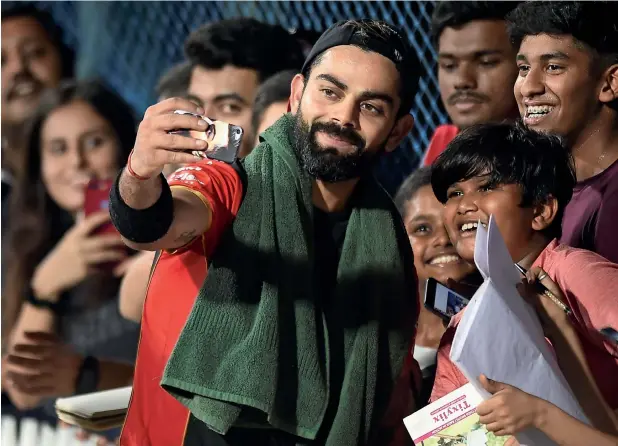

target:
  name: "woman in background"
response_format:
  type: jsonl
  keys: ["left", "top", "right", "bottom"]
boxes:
{"left": 1, "top": 80, "right": 140, "bottom": 433}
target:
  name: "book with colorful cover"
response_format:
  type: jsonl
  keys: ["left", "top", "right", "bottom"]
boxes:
{"left": 403, "top": 383, "right": 508, "bottom": 446}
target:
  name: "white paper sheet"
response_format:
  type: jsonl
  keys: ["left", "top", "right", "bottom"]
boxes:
{"left": 450, "top": 216, "right": 589, "bottom": 446}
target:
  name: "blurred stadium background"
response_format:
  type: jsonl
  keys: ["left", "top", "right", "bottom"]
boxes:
{"left": 1, "top": 1, "right": 448, "bottom": 193}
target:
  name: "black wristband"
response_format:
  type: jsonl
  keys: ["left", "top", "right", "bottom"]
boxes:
{"left": 75, "top": 355, "right": 100, "bottom": 395}
{"left": 109, "top": 169, "right": 174, "bottom": 243}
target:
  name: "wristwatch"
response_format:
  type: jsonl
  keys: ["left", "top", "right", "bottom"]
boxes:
{"left": 75, "top": 356, "right": 100, "bottom": 395}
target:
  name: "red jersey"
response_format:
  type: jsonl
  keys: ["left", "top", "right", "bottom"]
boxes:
{"left": 119, "top": 161, "right": 243, "bottom": 446}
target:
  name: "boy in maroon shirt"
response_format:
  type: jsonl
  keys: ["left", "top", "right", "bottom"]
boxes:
{"left": 509, "top": 1, "right": 618, "bottom": 263}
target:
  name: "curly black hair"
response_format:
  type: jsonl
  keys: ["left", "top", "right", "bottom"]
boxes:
{"left": 1, "top": 4, "right": 75, "bottom": 78}
{"left": 184, "top": 18, "right": 304, "bottom": 83}
{"left": 507, "top": 1, "right": 618, "bottom": 67}
{"left": 431, "top": 122, "right": 576, "bottom": 240}
{"left": 431, "top": 1, "right": 522, "bottom": 46}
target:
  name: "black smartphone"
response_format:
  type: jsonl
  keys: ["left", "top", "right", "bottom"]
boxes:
{"left": 424, "top": 278, "right": 471, "bottom": 321}
{"left": 600, "top": 327, "right": 618, "bottom": 345}
{"left": 169, "top": 110, "right": 243, "bottom": 164}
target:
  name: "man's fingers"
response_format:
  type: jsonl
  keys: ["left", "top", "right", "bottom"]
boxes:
{"left": 144, "top": 97, "right": 204, "bottom": 119}
{"left": 7, "top": 371, "right": 55, "bottom": 393}
{"left": 484, "top": 421, "right": 504, "bottom": 434}
{"left": 155, "top": 132, "right": 208, "bottom": 152}
{"left": 151, "top": 112, "right": 209, "bottom": 133}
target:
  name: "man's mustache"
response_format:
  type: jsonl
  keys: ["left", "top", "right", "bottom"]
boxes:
{"left": 5, "top": 70, "right": 43, "bottom": 101}
{"left": 447, "top": 91, "right": 488, "bottom": 105}
{"left": 310, "top": 121, "right": 366, "bottom": 149}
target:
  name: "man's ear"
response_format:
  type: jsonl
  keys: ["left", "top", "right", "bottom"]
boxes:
{"left": 385, "top": 114, "right": 414, "bottom": 153}
{"left": 289, "top": 74, "right": 306, "bottom": 114}
{"left": 531, "top": 196, "right": 559, "bottom": 232}
{"left": 599, "top": 63, "right": 618, "bottom": 104}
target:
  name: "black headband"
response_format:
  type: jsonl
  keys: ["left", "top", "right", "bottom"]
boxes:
{"left": 301, "top": 20, "right": 420, "bottom": 114}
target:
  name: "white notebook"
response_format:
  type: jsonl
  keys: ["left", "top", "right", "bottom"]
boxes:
{"left": 55, "top": 386, "right": 132, "bottom": 431}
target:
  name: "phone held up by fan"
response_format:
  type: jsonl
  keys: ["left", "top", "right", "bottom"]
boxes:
{"left": 168, "top": 110, "right": 244, "bottom": 164}
{"left": 424, "top": 278, "right": 471, "bottom": 322}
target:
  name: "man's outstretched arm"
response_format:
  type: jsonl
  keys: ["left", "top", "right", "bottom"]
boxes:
{"left": 109, "top": 97, "right": 212, "bottom": 251}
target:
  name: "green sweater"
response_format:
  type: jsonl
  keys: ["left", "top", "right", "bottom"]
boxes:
{"left": 161, "top": 114, "right": 417, "bottom": 445}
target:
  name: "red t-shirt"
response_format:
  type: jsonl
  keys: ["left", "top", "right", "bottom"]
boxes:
{"left": 119, "top": 160, "right": 243, "bottom": 446}
{"left": 430, "top": 240, "right": 618, "bottom": 409}
{"left": 421, "top": 125, "right": 459, "bottom": 167}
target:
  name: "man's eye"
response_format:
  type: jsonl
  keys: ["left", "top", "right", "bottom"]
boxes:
{"left": 547, "top": 64, "right": 564, "bottom": 73}
{"left": 220, "top": 103, "right": 242, "bottom": 115}
{"left": 321, "top": 88, "right": 337, "bottom": 99}
{"left": 439, "top": 62, "right": 456, "bottom": 71}
{"left": 517, "top": 64, "right": 530, "bottom": 76}
{"left": 479, "top": 59, "right": 500, "bottom": 67}
{"left": 361, "top": 103, "right": 383, "bottom": 115}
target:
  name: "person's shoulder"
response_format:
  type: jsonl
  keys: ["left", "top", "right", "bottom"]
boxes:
{"left": 547, "top": 240, "right": 617, "bottom": 271}
{"left": 422, "top": 125, "right": 459, "bottom": 166}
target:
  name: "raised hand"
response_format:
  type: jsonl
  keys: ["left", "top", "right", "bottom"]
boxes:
{"left": 128, "top": 97, "right": 210, "bottom": 179}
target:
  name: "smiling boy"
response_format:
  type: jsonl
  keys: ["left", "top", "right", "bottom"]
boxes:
{"left": 428, "top": 123, "right": 618, "bottom": 414}
{"left": 508, "top": 1, "right": 618, "bottom": 264}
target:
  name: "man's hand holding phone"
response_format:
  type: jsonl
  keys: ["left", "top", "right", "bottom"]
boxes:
{"left": 128, "top": 98, "right": 211, "bottom": 179}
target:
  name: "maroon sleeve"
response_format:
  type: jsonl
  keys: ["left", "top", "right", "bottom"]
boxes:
{"left": 594, "top": 186, "right": 618, "bottom": 264}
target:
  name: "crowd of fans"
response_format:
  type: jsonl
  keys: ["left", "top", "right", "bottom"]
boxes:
{"left": 1, "top": 2, "right": 617, "bottom": 446}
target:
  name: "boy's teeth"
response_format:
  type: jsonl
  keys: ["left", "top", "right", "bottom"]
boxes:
{"left": 461, "top": 222, "right": 487, "bottom": 232}
{"left": 429, "top": 255, "right": 460, "bottom": 265}
{"left": 526, "top": 105, "right": 554, "bottom": 117}
{"left": 461, "top": 222, "right": 478, "bottom": 231}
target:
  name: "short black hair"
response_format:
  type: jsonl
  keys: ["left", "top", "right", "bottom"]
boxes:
{"left": 1, "top": 4, "right": 75, "bottom": 78}
{"left": 431, "top": 1, "right": 521, "bottom": 46}
{"left": 394, "top": 167, "right": 433, "bottom": 217}
{"left": 251, "top": 70, "right": 296, "bottom": 134}
{"left": 431, "top": 122, "right": 576, "bottom": 240}
{"left": 507, "top": 1, "right": 618, "bottom": 68}
{"left": 155, "top": 61, "right": 193, "bottom": 99}
{"left": 302, "top": 20, "right": 421, "bottom": 118}
{"left": 184, "top": 18, "right": 304, "bottom": 83}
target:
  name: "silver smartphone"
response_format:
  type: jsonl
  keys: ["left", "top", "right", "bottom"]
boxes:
{"left": 169, "top": 110, "right": 243, "bottom": 164}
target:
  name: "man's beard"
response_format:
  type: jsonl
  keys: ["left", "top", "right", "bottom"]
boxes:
{"left": 292, "top": 109, "right": 384, "bottom": 182}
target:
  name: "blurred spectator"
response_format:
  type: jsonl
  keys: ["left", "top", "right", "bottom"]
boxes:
{"left": 508, "top": 1, "right": 618, "bottom": 264}
{"left": 251, "top": 69, "right": 296, "bottom": 146}
{"left": 155, "top": 60, "right": 193, "bottom": 101}
{"left": 184, "top": 18, "right": 304, "bottom": 156}
{"left": 394, "top": 167, "right": 477, "bottom": 405}
{"left": 1, "top": 80, "right": 140, "bottom": 427}
{"left": 422, "top": 1, "right": 520, "bottom": 166}
{"left": 1, "top": 5, "right": 74, "bottom": 184}
{"left": 430, "top": 123, "right": 618, "bottom": 427}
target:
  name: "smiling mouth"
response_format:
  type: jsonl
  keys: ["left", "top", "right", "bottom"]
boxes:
{"left": 524, "top": 105, "right": 555, "bottom": 123}
{"left": 459, "top": 221, "right": 487, "bottom": 236}
{"left": 428, "top": 254, "right": 461, "bottom": 266}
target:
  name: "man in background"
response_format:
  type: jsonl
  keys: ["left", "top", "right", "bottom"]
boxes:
{"left": 422, "top": 1, "right": 520, "bottom": 166}
{"left": 1, "top": 5, "right": 74, "bottom": 181}
{"left": 251, "top": 69, "right": 296, "bottom": 146}
{"left": 184, "top": 18, "right": 304, "bottom": 157}
{"left": 509, "top": 1, "right": 618, "bottom": 263}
